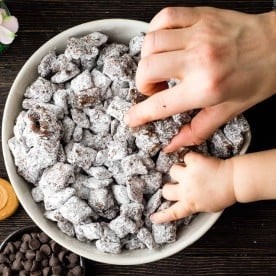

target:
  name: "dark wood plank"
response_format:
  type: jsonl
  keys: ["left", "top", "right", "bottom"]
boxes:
{"left": 1, "top": 1, "right": 275, "bottom": 275}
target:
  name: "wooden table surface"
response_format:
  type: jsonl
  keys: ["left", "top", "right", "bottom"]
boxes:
{"left": 1, "top": 0, "right": 275, "bottom": 275}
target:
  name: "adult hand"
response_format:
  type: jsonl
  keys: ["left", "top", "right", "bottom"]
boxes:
{"left": 125, "top": 7, "right": 276, "bottom": 151}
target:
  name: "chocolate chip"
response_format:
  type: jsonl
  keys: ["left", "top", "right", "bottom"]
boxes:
{"left": 70, "top": 265, "right": 83, "bottom": 276}
{"left": 2, "top": 265, "right": 12, "bottom": 276}
{"left": 67, "top": 253, "right": 79, "bottom": 264}
{"left": 0, "top": 263, "right": 5, "bottom": 273}
{"left": 30, "top": 260, "right": 40, "bottom": 272}
{"left": 22, "top": 233, "right": 32, "bottom": 242}
{"left": 30, "top": 232, "right": 38, "bottom": 239}
{"left": 42, "top": 266, "right": 51, "bottom": 276}
{"left": 50, "top": 240, "right": 62, "bottom": 254}
{"left": 28, "top": 239, "right": 41, "bottom": 251}
{"left": 22, "top": 259, "right": 32, "bottom": 271}
{"left": 20, "top": 240, "right": 29, "bottom": 252}
{"left": 49, "top": 254, "right": 59, "bottom": 266}
{"left": 15, "top": 251, "right": 24, "bottom": 260}
{"left": 35, "top": 250, "right": 46, "bottom": 262}
{"left": 0, "top": 253, "right": 9, "bottom": 264}
{"left": 52, "top": 265, "right": 62, "bottom": 274}
{"left": 26, "top": 249, "right": 36, "bottom": 260}
{"left": 6, "top": 242, "right": 15, "bottom": 254}
{"left": 8, "top": 253, "right": 15, "bottom": 262}
{"left": 11, "top": 258, "right": 23, "bottom": 271}
{"left": 40, "top": 244, "right": 51, "bottom": 256}
{"left": 19, "top": 271, "right": 28, "bottom": 276}
{"left": 38, "top": 232, "right": 50, "bottom": 244}
{"left": 30, "top": 272, "right": 42, "bottom": 276}
{"left": 58, "top": 250, "right": 66, "bottom": 262}
{"left": 13, "top": 240, "right": 22, "bottom": 250}
{"left": 41, "top": 259, "right": 48, "bottom": 268}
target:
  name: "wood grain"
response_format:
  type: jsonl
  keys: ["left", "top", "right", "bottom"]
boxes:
{"left": 0, "top": 1, "right": 275, "bottom": 275}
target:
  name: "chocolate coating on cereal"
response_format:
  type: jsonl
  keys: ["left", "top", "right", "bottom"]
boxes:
{"left": 9, "top": 31, "right": 250, "bottom": 255}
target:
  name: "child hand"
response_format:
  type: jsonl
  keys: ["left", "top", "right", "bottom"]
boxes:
{"left": 126, "top": 7, "right": 276, "bottom": 150}
{"left": 150, "top": 151, "right": 236, "bottom": 224}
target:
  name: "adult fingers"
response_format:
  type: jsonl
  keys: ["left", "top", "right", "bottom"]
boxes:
{"left": 141, "top": 28, "right": 191, "bottom": 58}
{"left": 136, "top": 50, "right": 185, "bottom": 95}
{"left": 150, "top": 200, "right": 195, "bottom": 224}
{"left": 125, "top": 83, "right": 201, "bottom": 127}
{"left": 149, "top": 7, "right": 200, "bottom": 32}
{"left": 162, "top": 183, "right": 180, "bottom": 201}
{"left": 164, "top": 103, "right": 236, "bottom": 151}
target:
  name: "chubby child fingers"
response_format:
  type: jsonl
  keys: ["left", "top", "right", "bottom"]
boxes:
{"left": 162, "top": 183, "right": 180, "bottom": 201}
{"left": 149, "top": 7, "right": 200, "bottom": 32}
{"left": 150, "top": 200, "right": 195, "bottom": 224}
{"left": 169, "top": 164, "right": 186, "bottom": 182}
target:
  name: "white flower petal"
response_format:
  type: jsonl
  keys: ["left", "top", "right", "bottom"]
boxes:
{"left": 0, "top": 13, "right": 3, "bottom": 25}
{"left": 0, "top": 25, "right": 15, "bottom": 44}
{"left": 0, "top": 8, "right": 7, "bottom": 17}
{"left": 2, "top": 16, "right": 19, "bottom": 33}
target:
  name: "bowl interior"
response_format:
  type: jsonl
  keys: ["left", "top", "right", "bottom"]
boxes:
{"left": 2, "top": 19, "right": 250, "bottom": 265}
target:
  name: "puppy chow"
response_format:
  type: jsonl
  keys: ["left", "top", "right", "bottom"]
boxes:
{"left": 137, "top": 227, "right": 156, "bottom": 249}
{"left": 66, "top": 142, "right": 97, "bottom": 170}
{"left": 38, "top": 50, "right": 57, "bottom": 78}
{"left": 70, "top": 69, "right": 94, "bottom": 93}
{"left": 106, "top": 96, "right": 132, "bottom": 122}
{"left": 84, "top": 166, "right": 112, "bottom": 180}
{"left": 91, "top": 69, "right": 112, "bottom": 92}
{"left": 57, "top": 220, "right": 75, "bottom": 237}
{"left": 107, "top": 140, "right": 128, "bottom": 161}
{"left": 133, "top": 124, "right": 161, "bottom": 157}
{"left": 9, "top": 31, "right": 250, "bottom": 255}
{"left": 62, "top": 116, "right": 75, "bottom": 143}
{"left": 95, "top": 239, "right": 121, "bottom": 254}
{"left": 109, "top": 215, "right": 138, "bottom": 238}
{"left": 86, "top": 108, "right": 111, "bottom": 135}
{"left": 144, "top": 189, "right": 162, "bottom": 216}
{"left": 141, "top": 170, "right": 162, "bottom": 195}
{"left": 208, "top": 129, "right": 233, "bottom": 159}
{"left": 43, "top": 187, "right": 75, "bottom": 210}
{"left": 129, "top": 34, "right": 144, "bottom": 56}
{"left": 97, "top": 43, "right": 129, "bottom": 67}
{"left": 24, "top": 77, "right": 56, "bottom": 103}
{"left": 59, "top": 196, "right": 93, "bottom": 224}
{"left": 126, "top": 176, "right": 145, "bottom": 203}
{"left": 112, "top": 185, "right": 130, "bottom": 205}
{"left": 88, "top": 188, "right": 115, "bottom": 212}
{"left": 120, "top": 203, "right": 144, "bottom": 222}
{"left": 71, "top": 108, "right": 90, "bottom": 128}
{"left": 152, "top": 222, "right": 177, "bottom": 244}
{"left": 78, "top": 223, "right": 103, "bottom": 241}
{"left": 53, "top": 89, "right": 69, "bottom": 114}
{"left": 121, "top": 154, "right": 148, "bottom": 176}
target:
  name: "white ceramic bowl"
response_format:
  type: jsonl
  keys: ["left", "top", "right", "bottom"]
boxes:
{"left": 2, "top": 19, "right": 251, "bottom": 265}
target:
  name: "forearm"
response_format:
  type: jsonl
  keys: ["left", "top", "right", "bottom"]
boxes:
{"left": 229, "top": 149, "right": 276, "bottom": 202}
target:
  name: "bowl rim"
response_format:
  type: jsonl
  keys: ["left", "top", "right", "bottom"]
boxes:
{"left": 1, "top": 18, "right": 251, "bottom": 265}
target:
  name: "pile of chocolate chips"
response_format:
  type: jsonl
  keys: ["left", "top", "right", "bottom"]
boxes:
{"left": 0, "top": 230, "right": 84, "bottom": 276}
